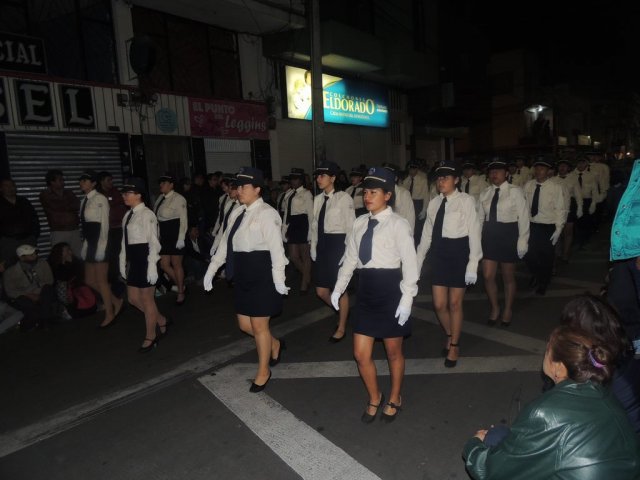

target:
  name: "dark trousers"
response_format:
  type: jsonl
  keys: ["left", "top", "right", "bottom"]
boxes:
{"left": 608, "top": 258, "right": 640, "bottom": 341}
{"left": 576, "top": 199, "right": 594, "bottom": 246}
{"left": 107, "top": 228, "right": 125, "bottom": 298}
{"left": 13, "top": 284, "right": 56, "bottom": 330}
{"left": 525, "top": 223, "right": 556, "bottom": 290}
{"left": 413, "top": 199, "right": 425, "bottom": 246}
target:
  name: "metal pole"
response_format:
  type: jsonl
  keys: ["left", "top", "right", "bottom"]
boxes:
{"left": 308, "top": 0, "right": 325, "bottom": 183}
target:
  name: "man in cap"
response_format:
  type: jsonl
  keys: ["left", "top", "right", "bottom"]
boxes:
{"left": 3, "top": 244, "right": 57, "bottom": 330}
{"left": 276, "top": 176, "right": 292, "bottom": 219}
{"left": 345, "top": 167, "right": 367, "bottom": 217}
{"left": 507, "top": 160, "right": 527, "bottom": 187}
{"left": 523, "top": 157, "right": 569, "bottom": 295}
{"left": 460, "top": 162, "right": 488, "bottom": 202}
{"left": 383, "top": 164, "right": 415, "bottom": 234}
{"left": 551, "top": 159, "right": 583, "bottom": 262}
{"left": 401, "top": 159, "right": 430, "bottom": 245}
{"left": 571, "top": 155, "right": 599, "bottom": 247}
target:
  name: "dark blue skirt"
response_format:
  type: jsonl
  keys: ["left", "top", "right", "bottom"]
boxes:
{"left": 233, "top": 251, "right": 283, "bottom": 317}
{"left": 159, "top": 219, "right": 183, "bottom": 255}
{"left": 430, "top": 236, "right": 470, "bottom": 288}
{"left": 287, "top": 214, "right": 309, "bottom": 244}
{"left": 82, "top": 221, "right": 102, "bottom": 263}
{"left": 567, "top": 197, "right": 578, "bottom": 223}
{"left": 314, "top": 233, "right": 346, "bottom": 289}
{"left": 125, "top": 243, "right": 152, "bottom": 288}
{"left": 353, "top": 268, "right": 409, "bottom": 338}
{"left": 482, "top": 221, "right": 518, "bottom": 263}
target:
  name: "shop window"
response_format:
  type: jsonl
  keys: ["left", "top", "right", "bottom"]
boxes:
{"left": 0, "top": 0, "right": 117, "bottom": 83}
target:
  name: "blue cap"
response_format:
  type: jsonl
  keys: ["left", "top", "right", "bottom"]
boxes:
{"left": 314, "top": 161, "right": 340, "bottom": 176}
{"left": 533, "top": 156, "right": 553, "bottom": 168}
{"left": 487, "top": 157, "right": 508, "bottom": 170}
{"left": 78, "top": 171, "right": 97, "bottom": 182}
{"left": 435, "top": 160, "right": 459, "bottom": 177}
{"left": 158, "top": 172, "right": 175, "bottom": 184}
{"left": 363, "top": 166, "right": 396, "bottom": 191}
{"left": 289, "top": 167, "right": 305, "bottom": 178}
{"left": 349, "top": 167, "right": 365, "bottom": 177}
{"left": 235, "top": 167, "right": 264, "bottom": 186}
{"left": 121, "top": 177, "right": 146, "bottom": 194}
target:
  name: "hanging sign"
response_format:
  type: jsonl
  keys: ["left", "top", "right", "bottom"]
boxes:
{"left": 0, "top": 32, "right": 47, "bottom": 74}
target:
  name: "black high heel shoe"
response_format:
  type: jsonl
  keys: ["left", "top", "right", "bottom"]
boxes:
{"left": 138, "top": 337, "right": 158, "bottom": 353}
{"left": 441, "top": 334, "right": 452, "bottom": 357}
{"left": 487, "top": 309, "right": 501, "bottom": 327}
{"left": 444, "top": 343, "right": 459, "bottom": 368}
{"left": 269, "top": 339, "right": 287, "bottom": 367}
{"left": 156, "top": 317, "right": 173, "bottom": 339}
{"left": 249, "top": 371, "right": 272, "bottom": 393}
{"left": 381, "top": 397, "right": 402, "bottom": 423}
{"left": 361, "top": 393, "right": 384, "bottom": 424}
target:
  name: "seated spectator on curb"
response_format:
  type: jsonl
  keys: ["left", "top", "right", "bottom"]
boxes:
{"left": 463, "top": 325, "right": 640, "bottom": 479}
{"left": 3, "top": 245, "right": 57, "bottom": 330}
{"left": 0, "top": 260, "right": 24, "bottom": 334}
{"left": 49, "top": 242, "right": 97, "bottom": 319}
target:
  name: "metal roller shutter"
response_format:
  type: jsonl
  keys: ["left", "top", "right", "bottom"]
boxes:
{"left": 5, "top": 133, "right": 124, "bottom": 256}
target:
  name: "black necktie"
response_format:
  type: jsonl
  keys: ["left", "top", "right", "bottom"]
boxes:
{"left": 222, "top": 202, "right": 236, "bottom": 232}
{"left": 358, "top": 218, "right": 378, "bottom": 264}
{"left": 277, "top": 192, "right": 286, "bottom": 215}
{"left": 225, "top": 209, "right": 246, "bottom": 279}
{"left": 155, "top": 195, "right": 165, "bottom": 215}
{"left": 409, "top": 177, "right": 414, "bottom": 195}
{"left": 465, "top": 180, "right": 470, "bottom": 194}
{"left": 508, "top": 175, "right": 512, "bottom": 184}
{"left": 124, "top": 210, "right": 134, "bottom": 246}
{"left": 317, "top": 195, "right": 329, "bottom": 251}
{"left": 578, "top": 173, "right": 583, "bottom": 187}
{"left": 350, "top": 185, "right": 358, "bottom": 198}
{"left": 284, "top": 191, "right": 296, "bottom": 224}
{"left": 489, "top": 188, "right": 500, "bottom": 222}
{"left": 80, "top": 197, "right": 87, "bottom": 228}
{"left": 531, "top": 184, "right": 541, "bottom": 217}
{"left": 432, "top": 197, "right": 447, "bottom": 244}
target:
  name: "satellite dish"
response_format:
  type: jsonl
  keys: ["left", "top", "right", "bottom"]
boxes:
{"left": 129, "top": 35, "right": 156, "bottom": 75}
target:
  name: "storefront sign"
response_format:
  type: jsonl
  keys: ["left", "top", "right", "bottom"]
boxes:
{"left": 60, "top": 85, "right": 95, "bottom": 128}
{"left": 15, "top": 79, "right": 54, "bottom": 126}
{"left": 0, "top": 32, "right": 47, "bottom": 74}
{"left": 189, "top": 98, "right": 268, "bottom": 139}
{"left": 156, "top": 107, "right": 178, "bottom": 133}
{"left": 285, "top": 65, "right": 389, "bottom": 128}
{"left": 0, "top": 77, "right": 8, "bottom": 125}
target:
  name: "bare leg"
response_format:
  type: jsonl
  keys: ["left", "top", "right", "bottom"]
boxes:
{"left": 382, "top": 337, "right": 404, "bottom": 415}
{"left": 501, "top": 262, "right": 517, "bottom": 324}
{"left": 139, "top": 286, "right": 165, "bottom": 347}
{"left": 288, "top": 244, "right": 303, "bottom": 274}
{"left": 432, "top": 285, "right": 451, "bottom": 350}
{"left": 446, "top": 287, "right": 466, "bottom": 362}
{"left": 316, "top": 287, "right": 348, "bottom": 339}
{"left": 160, "top": 256, "right": 176, "bottom": 285}
{"left": 249, "top": 316, "right": 272, "bottom": 385}
{"left": 298, "top": 243, "right": 311, "bottom": 290}
{"left": 171, "top": 255, "right": 185, "bottom": 301}
{"left": 237, "top": 314, "right": 280, "bottom": 360}
{"left": 353, "top": 333, "right": 381, "bottom": 415}
{"left": 562, "top": 223, "right": 574, "bottom": 261}
{"left": 127, "top": 286, "right": 142, "bottom": 311}
{"left": 482, "top": 259, "right": 500, "bottom": 320}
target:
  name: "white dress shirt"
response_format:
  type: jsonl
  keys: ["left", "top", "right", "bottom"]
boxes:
{"left": 516, "top": 165, "right": 532, "bottom": 179}
{"left": 416, "top": 190, "right": 482, "bottom": 275}
{"left": 401, "top": 171, "right": 430, "bottom": 216}
{"left": 345, "top": 183, "right": 364, "bottom": 211}
{"left": 334, "top": 206, "right": 418, "bottom": 310}
{"left": 153, "top": 190, "right": 188, "bottom": 246}
{"left": 523, "top": 179, "right": 568, "bottom": 230}
{"left": 210, "top": 197, "right": 288, "bottom": 286}
{"left": 119, "top": 203, "right": 161, "bottom": 276}
{"left": 310, "top": 190, "right": 355, "bottom": 258}
{"left": 81, "top": 189, "right": 109, "bottom": 261}
{"left": 508, "top": 172, "right": 527, "bottom": 187}
{"left": 478, "top": 182, "right": 530, "bottom": 253}
{"left": 282, "top": 186, "right": 314, "bottom": 241}
{"left": 588, "top": 162, "right": 610, "bottom": 201}
{"left": 570, "top": 169, "right": 599, "bottom": 201}
{"left": 551, "top": 175, "right": 584, "bottom": 217}
{"left": 213, "top": 193, "right": 230, "bottom": 235}
{"left": 460, "top": 174, "right": 488, "bottom": 201}
{"left": 393, "top": 184, "right": 415, "bottom": 234}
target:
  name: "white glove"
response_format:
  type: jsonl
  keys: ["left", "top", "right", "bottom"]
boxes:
{"left": 550, "top": 229, "right": 562, "bottom": 246}
{"left": 588, "top": 202, "right": 596, "bottom": 215}
{"left": 275, "top": 283, "right": 290, "bottom": 295}
{"left": 418, "top": 210, "right": 427, "bottom": 221}
{"left": 465, "top": 272, "right": 477, "bottom": 285}
{"left": 310, "top": 249, "right": 316, "bottom": 262}
{"left": 176, "top": 239, "right": 185, "bottom": 250}
{"left": 395, "top": 304, "right": 411, "bottom": 326}
{"left": 95, "top": 252, "right": 105, "bottom": 262}
{"left": 146, "top": 262, "right": 158, "bottom": 285}
{"left": 577, "top": 208, "right": 583, "bottom": 219}
{"left": 203, "top": 264, "right": 216, "bottom": 291}
{"left": 331, "top": 290, "right": 341, "bottom": 310}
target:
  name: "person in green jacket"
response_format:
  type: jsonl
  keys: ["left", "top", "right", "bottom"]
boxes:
{"left": 463, "top": 325, "right": 640, "bottom": 479}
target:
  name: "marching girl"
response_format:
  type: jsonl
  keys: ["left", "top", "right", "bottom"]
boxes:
{"left": 78, "top": 171, "right": 123, "bottom": 328}
{"left": 478, "top": 159, "right": 529, "bottom": 327}
{"left": 154, "top": 174, "right": 188, "bottom": 305}
{"left": 331, "top": 167, "right": 418, "bottom": 422}
{"left": 416, "top": 160, "right": 482, "bottom": 368}
{"left": 204, "top": 167, "right": 289, "bottom": 392}
{"left": 282, "top": 168, "right": 314, "bottom": 293}
{"left": 120, "top": 178, "right": 169, "bottom": 353}
{"left": 310, "top": 161, "right": 355, "bottom": 343}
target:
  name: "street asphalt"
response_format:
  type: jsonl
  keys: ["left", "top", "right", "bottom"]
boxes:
{"left": 0, "top": 230, "right": 611, "bottom": 479}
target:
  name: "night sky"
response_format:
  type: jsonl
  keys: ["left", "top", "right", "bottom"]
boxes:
{"left": 467, "top": 1, "right": 637, "bottom": 91}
